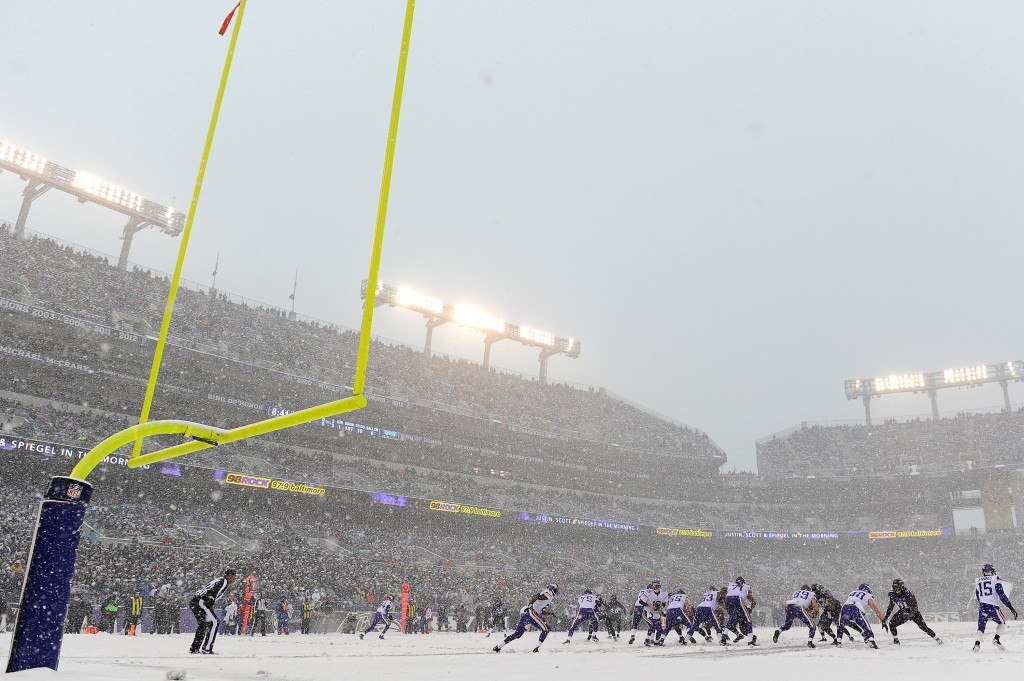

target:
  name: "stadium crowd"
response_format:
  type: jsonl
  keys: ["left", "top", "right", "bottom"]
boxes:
{"left": 0, "top": 394, "right": 950, "bottom": 532}
{"left": 758, "top": 413, "right": 1024, "bottom": 477}
{"left": 0, "top": 225, "right": 719, "bottom": 459}
{"left": 3, "top": 455, "right": 1018, "bottom": 635}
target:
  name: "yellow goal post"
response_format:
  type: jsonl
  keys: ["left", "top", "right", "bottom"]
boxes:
{"left": 82, "top": 0, "right": 416, "bottom": 480}
{"left": 7, "top": 1, "right": 416, "bottom": 673}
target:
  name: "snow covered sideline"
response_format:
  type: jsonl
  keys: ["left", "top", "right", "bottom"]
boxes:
{"left": 1, "top": 623, "right": 1017, "bottom": 681}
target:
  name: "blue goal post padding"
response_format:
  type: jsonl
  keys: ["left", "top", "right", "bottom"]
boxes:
{"left": 6, "top": 477, "right": 93, "bottom": 673}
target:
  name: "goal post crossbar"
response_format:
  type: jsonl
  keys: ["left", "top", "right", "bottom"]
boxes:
{"left": 72, "top": 419, "right": 225, "bottom": 481}
{"left": 67, "top": 393, "right": 367, "bottom": 480}
{"left": 124, "top": 394, "right": 365, "bottom": 474}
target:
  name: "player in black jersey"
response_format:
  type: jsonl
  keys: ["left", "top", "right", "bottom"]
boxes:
{"left": 812, "top": 584, "right": 861, "bottom": 643}
{"left": 189, "top": 569, "right": 237, "bottom": 654}
{"left": 485, "top": 599, "right": 507, "bottom": 638}
{"left": 605, "top": 595, "right": 624, "bottom": 640}
{"left": 881, "top": 579, "right": 942, "bottom": 645}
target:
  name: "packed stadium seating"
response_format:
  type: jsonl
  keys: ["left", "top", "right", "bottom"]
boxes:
{"left": 4, "top": 451, "right": 1019, "bottom": 629}
{"left": 757, "top": 413, "right": 1024, "bottom": 478}
{"left": 0, "top": 224, "right": 721, "bottom": 460}
{"left": 0, "top": 393, "right": 953, "bottom": 531}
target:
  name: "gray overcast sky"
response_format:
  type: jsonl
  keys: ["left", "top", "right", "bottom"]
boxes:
{"left": 3, "top": 1, "right": 1024, "bottom": 470}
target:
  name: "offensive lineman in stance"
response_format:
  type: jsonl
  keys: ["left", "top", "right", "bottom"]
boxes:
{"left": 835, "top": 584, "right": 885, "bottom": 649}
{"left": 189, "top": 568, "right": 236, "bottom": 655}
{"left": 494, "top": 584, "right": 558, "bottom": 653}
{"left": 725, "top": 577, "right": 758, "bottom": 645}
{"left": 773, "top": 585, "right": 819, "bottom": 648}
{"left": 663, "top": 588, "right": 697, "bottom": 645}
{"left": 688, "top": 586, "right": 729, "bottom": 645}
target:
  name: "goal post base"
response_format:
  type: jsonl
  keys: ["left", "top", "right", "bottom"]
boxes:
{"left": 6, "top": 477, "right": 94, "bottom": 673}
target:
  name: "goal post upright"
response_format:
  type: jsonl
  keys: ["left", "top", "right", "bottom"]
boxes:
{"left": 133, "top": 0, "right": 250, "bottom": 459}
{"left": 6, "top": 0, "right": 418, "bottom": 672}
{"left": 352, "top": 0, "right": 416, "bottom": 397}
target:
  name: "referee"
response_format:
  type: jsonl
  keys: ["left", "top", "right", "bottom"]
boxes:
{"left": 189, "top": 569, "right": 237, "bottom": 654}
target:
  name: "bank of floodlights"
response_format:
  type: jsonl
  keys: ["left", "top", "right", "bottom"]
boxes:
{"left": 0, "top": 138, "right": 186, "bottom": 235}
{"left": 845, "top": 361, "right": 1024, "bottom": 399}
{"left": 366, "top": 281, "right": 581, "bottom": 358}
{"left": 363, "top": 281, "right": 580, "bottom": 381}
{"left": 844, "top": 360, "right": 1024, "bottom": 424}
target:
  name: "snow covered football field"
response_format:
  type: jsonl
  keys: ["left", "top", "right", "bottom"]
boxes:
{"left": 2, "top": 623, "right": 1018, "bottom": 681}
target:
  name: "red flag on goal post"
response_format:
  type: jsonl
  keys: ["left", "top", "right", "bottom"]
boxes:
{"left": 219, "top": 2, "right": 241, "bottom": 35}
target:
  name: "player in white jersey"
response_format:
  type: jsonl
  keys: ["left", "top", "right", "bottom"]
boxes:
{"left": 772, "top": 585, "right": 819, "bottom": 648}
{"left": 643, "top": 585, "right": 670, "bottom": 646}
{"left": 834, "top": 584, "right": 885, "bottom": 649}
{"left": 628, "top": 580, "right": 660, "bottom": 645}
{"left": 724, "top": 577, "right": 758, "bottom": 645}
{"left": 564, "top": 589, "right": 600, "bottom": 643}
{"left": 360, "top": 595, "right": 395, "bottom": 640}
{"left": 494, "top": 584, "right": 557, "bottom": 653}
{"left": 687, "top": 586, "right": 729, "bottom": 645}
{"left": 973, "top": 564, "right": 1018, "bottom": 652}
{"left": 663, "top": 589, "right": 697, "bottom": 645}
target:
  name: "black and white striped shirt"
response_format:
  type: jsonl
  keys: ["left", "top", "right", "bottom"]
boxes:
{"left": 195, "top": 577, "right": 229, "bottom": 603}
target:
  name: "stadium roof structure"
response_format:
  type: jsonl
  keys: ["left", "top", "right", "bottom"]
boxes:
{"left": 845, "top": 360, "right": 1024, "bottom": 424}
{"left": 0, "top": 138, "right": 185, "bottom": 269}
{"left": 362, "top": 280, "right": 581, "bottom": 383}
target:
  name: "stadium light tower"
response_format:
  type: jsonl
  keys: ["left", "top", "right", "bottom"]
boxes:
{"left": 844, "top": 360, "right": 1024, "bottom": 425}
{"left": 362, "top": 280, "right": 582, "bottom": 382}
{"left": 0, "top": 139, "right": 185, "bottom": 269}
